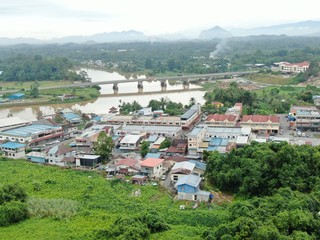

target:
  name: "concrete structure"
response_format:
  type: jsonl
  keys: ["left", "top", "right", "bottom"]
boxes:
{"left": 119, "top": 134, "right": 141, "bottom": 150}
{"left": 62, "top": 112, "right": 82, "bottom": 124}
{"left": 114, "top": 125, "right": 181, "bottom": 138}
{"left": 226, "top": 103, "right": 243, "bottom": 115}
{"left": 140, "top": 158, "right": 164, "bottom": 179}
{"left": 174, "top": 175, "right": 210, "bottom": 202}
{"left": 47, "top": 145, "right": 74, "bottom": 166}
{"left": 137, "top": 107, "right": 153, "bottom": 116}
{"left": 26, "top": 152, "right": 47, "bottom": 163}
{"left": 0, "top": 141, "right": 26, "bottom": 159}
{"left": 205, "top": 114, "right": 239, "bottom": 127}
{"left": 0, "top": 124, "right": 63, "bottom": 146}
{"left": 0, "top": 117, "right": 30, "bottom": 131}
{"left": 279, "top": 61, "right": 309, "bottom": 73}
{"left": 290, "top": 106, "right": 320, "bottom": 131}
{"left": 180, "top": 104, "right": 201, "bottom": 130}
{"left": 187, "top": 126, "right": 206, "bottom": 155}
{"left": 240, "top": 115, "right": 280, "bottom": 134}
{"left": 115, "top": 158, "right": 141, "bottom": 174}
{"left": 171, "top": 161, "right": 196, "bottom": 183}
{"left": 75, "top": 154, "right": 101, "bottom": 168}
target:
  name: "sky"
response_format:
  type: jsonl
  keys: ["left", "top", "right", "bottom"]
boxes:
{"left": 1, "top": 0, "right": 320, "bottom": 39}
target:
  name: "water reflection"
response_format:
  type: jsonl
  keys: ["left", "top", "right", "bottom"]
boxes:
{"left": 0, "top": 69, "right": 206, "bottom": 120}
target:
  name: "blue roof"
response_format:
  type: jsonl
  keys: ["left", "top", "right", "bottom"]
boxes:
{"left": 188, "top": 160, "right": 207, "bottom": 171}
{"left": 9, "top": 93, "right": 25, "bottom": 98}
{"left": 189, "top": 127, "right": 203, "bottom": 137}
{"left": 2, "top": 124, "right": 60, "bottom": 137}
{"left": 145, "top": 153, "right": 161, "bottom": 159}
{"left": 209, "top": 138, "right": 229, "bottom": 146}
{"left": 207, "top": 146, "right": 218, "bottom": 151}
{"left": 63, "top": 113, "right": 81, "bottom": 121}
{"left": 0, "top": 141, "right": 26, "bottom": 149}
{"left": 93, "top": 116, "right": 101, "bottom": 122}
{"left": 147, "top": 135, "right": 158, "bottom": 143}
{"left": 174, "top": 175, "right": 201, "bottom": 188}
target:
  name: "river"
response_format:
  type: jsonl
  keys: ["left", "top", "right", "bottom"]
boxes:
{"left": 0, "top": 69, "right": 206, "bottom": 120}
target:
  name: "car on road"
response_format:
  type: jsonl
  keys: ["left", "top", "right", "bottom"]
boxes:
{"left": 161, "top": 175, "right": 166, "bottom": 181}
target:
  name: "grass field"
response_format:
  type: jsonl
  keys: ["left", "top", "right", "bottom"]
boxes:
{"left": 0, "top": 80, "right": 74, "bottom": 91}
{"left": 0, "top": 159, "right": 226, "bottom": 239}
{"left": 246, "top": 73, "right": 293, "bottom": 85}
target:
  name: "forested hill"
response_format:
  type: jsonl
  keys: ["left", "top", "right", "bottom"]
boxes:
{"left": 0, "top": 55, "right": 85, "bottom": 81}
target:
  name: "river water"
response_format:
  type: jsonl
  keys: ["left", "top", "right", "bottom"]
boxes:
{"left": 0, "top": 69, "right": 206, "bottom": 120}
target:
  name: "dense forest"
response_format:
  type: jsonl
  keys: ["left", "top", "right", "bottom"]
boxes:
{"left": 203, "top": 142, "right": 320, "bottom": 239}
{"left": 0, "top": 36, "right": 320, "bottom": 77}
{"left": 0, "top": 55, "right": 85, "bottom": 81}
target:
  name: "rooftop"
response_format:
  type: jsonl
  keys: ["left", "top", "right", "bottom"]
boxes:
{"left": 206, "top": 127, "right": 242, "bottom": 135}
{"left": 1, "top": 124, "right": 61, "bottom": 137}
{"left": 174, "top": 174, "right": 201, "bottom": 188}
{"left": 206, "top": 114, "right": 237, "bottom": 122}
{"left": 141, "top": 158, "right": 164, "bottom": 168}
{"left": 0, "top": 117, "right": 30, "bottom": 129}
{"left": 189, "top": 127, "right": 205, "bottom": 137}
{"left": 241, "top": 115, "right": 280, "bottom": 123}
{"left": 0, "top": 141, "right": 26, "bottom": 149}
{"left": 120, "top": 134, "right": 141, "bottom": 143}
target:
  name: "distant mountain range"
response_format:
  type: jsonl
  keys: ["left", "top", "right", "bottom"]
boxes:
{"left": 1, "top": 20, "right": 320, "bottom": 45}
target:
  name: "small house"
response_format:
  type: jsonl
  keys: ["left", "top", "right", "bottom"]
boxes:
{"left": 131, "top": 175, "right": 148, "bottom": 185}
{"left": 75, "top": 154, "right": 101, "bottom": 168}
{"left": 26, "top": 152, "right": 47, "bottom": 163}
{"left": 0, "top": 141, "right": 26, "bottom": 159}
{"left": 47, "top": 144, "right": 74, "bottom": 167}
{"left": 115, "top": 158, "right": 141, "bottom": 175}
{"left": 119, "top": 134, "right": 141, "bottom": 150}
{"left": 174, "top": 175, "right": 210, "bottom": 202}
{"left": 140, "top": 158, "right": 164, "bottom": 179}
{"left": 171, "top": 161, "right": 196, "bottom": 183}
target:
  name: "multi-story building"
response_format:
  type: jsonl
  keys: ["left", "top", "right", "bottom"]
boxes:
{"left": 187, "top": 126, "right": 207, "bottom": 155}
{"left": 279, "top": 61, "right": 309, "bottom": 73}
{"left": 0, "top": 123, "right": 63, "bottom": 146}
{"left": 240, "top": 115, "right": 280, "bottom": 134}
{"left": 0, "top": 141, "right": 26, "bottom": 159}
{"left": 205, "top": 114, "right": 239, "bottom": 127}
{"left": 140, "top": 158, "right": 164, "bottom": 178}
{"left": 290, "top": 106, "right": 320, "bottom": 131}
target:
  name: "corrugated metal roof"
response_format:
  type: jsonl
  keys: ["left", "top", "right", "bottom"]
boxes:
{"left": 2, "top": 124, "right": 61, "bottom": 137}
{"left": 174, "top": 174, "right": 201, "bottom": 188}
{"left": 63, "top": 113, "right": 81, "bottom": 121}
{"left": 181, "top": 108, "right": 197, "bottom": 120}
{"left": 0, "top": 141, "right": 26, "bottom": 149}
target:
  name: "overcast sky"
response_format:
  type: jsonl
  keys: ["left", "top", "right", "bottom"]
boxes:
{"left": 1, "top": 0, "right": 319, "bottom": 39}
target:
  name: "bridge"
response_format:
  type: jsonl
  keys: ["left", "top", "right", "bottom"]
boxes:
{"left": 0, "top": 71, "right": 257, "bottom": 94}
{"left": 43, "top": 71, "right": 257, "bottom": 93}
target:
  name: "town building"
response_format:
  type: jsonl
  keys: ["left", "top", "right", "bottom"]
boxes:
{"left": 240, "top": 115, "right": 280, "bottom": 134}
{"left": 290, "top": 106, "right": 320, "bottom": 131}
{"left": 119, "top": 134, "right": 141, "bottom": 150}
{"left": 140, "top": 158, "right": 164, "bottom": 179}
{"left": 8, "top": 93, "right": 25, "bottom": 101}
{"left": 26, "top": 152, "right": 47, "bottom": 164}
{"left": 278, "top": 61, "right": 309, "bottom": 73}
{"left": 47, "top": 144, "right": 74, "bottom": 167}
{"left": 171, "top": 161, "right": 196, "bottom": 183}
{"left": 115, "top": 158, "right": 141, "bottom": 175}
{"left": 0, "top": 117, "right": 31, "bottom": 132}
{"left": 114, "top": 125, "right": 181, "bottom": 138}
{"left": 0, "top": 123, "right": 63, "bottom": 146}
{"left": 187, "top": 126, "right": 207, "bottom": 155}
{"left": 0, "top": 141, "right": 26, "bottom": 159}
{"left": 205, "top": 114, "right": 239, "bottom": 127}
{"left": 174, "top": 175, "right": 210, "bottom": 201}
{"left": 75, "top": 154, "right": 101, "bottom": 168}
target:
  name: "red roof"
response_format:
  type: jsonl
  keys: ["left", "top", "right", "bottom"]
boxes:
{"left": 282, "top": 61, "right": 309, "bottom": 67}
{"left": 116, "top": 158, "right": 140, "bottom": 170}
{"left": 140, "top": 158, "right": 164, "bottom": 167}
{"left": 165, "top": 156, "right": 187, "bottom": 162}
{"left": 206, "top": 114, "right": 237, "bottom": 122}
{"left": 241, "top": 115, "right": 280, "bottom": 123}
{"left": 166, "top": 146, "right": 186, "bottom": 154}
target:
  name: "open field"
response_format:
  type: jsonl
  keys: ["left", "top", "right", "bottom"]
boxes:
{"left": 0, "top": 159, "right": 228, "bottom": 239}
{"left": 246, "top": 73, "right": 293, "bottom": 85}
{"left": 0, "top": 80, "right": 74, "bottom": 91}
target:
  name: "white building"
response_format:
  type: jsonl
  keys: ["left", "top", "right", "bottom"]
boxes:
{"left": 119, "top": 134, "right": 141, "bottom": 150}
{"left": 0, "top": 141, "right": 26, "bottom": 159}
{"left": 188, "top": 126, "right": 207, "bottom": 155}
{"left": 171, "top": 161, "right": 196, "bottom": 183}
{"left": 47, "top": 144, "right": 74, "bottom": 166}
{"left": 140, "top": 158, "right": 164, "bottom": 179}
{"left": 278, "top": 61, "right": 309, "bottom": 73}
{"left": 0, "top": 117, "right": 30, "bottom": 131}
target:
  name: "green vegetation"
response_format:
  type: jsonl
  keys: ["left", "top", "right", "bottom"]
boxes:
{"left": 1, "top": 141, "right": 320, "bottom": 239}
{"left": 203, "top": 142, "right": 320, "bottom": 239}
{"left": 140, "top": 141, "right": 150, "bottom": 158}
{"left": 0, "top": 55, "right": 85, "bottom": 82}
{"left": 246, "top": 72, "right": 293, "bottom": 85}
{"left": 93, "top": 132, "right": 114, "bottom": 163}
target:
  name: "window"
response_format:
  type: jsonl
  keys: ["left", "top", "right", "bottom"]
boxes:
{"left": 173, "top": 175, "right": 178, "bottom": 181}
{"left": 194, "top": 195, "right": 197, "bottom": 201}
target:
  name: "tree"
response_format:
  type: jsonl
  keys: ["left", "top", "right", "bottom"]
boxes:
{"left": 29, "top": 81, "right": 39, "bottom": 98}
{"left": 159, "top": 138, "right": 171, "bottom": 150}
{"left": 140, "top": 141, "right": 150, "bottom": 158}
{"left": 94, "top": 132, "right": 114, "bottom": 163}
